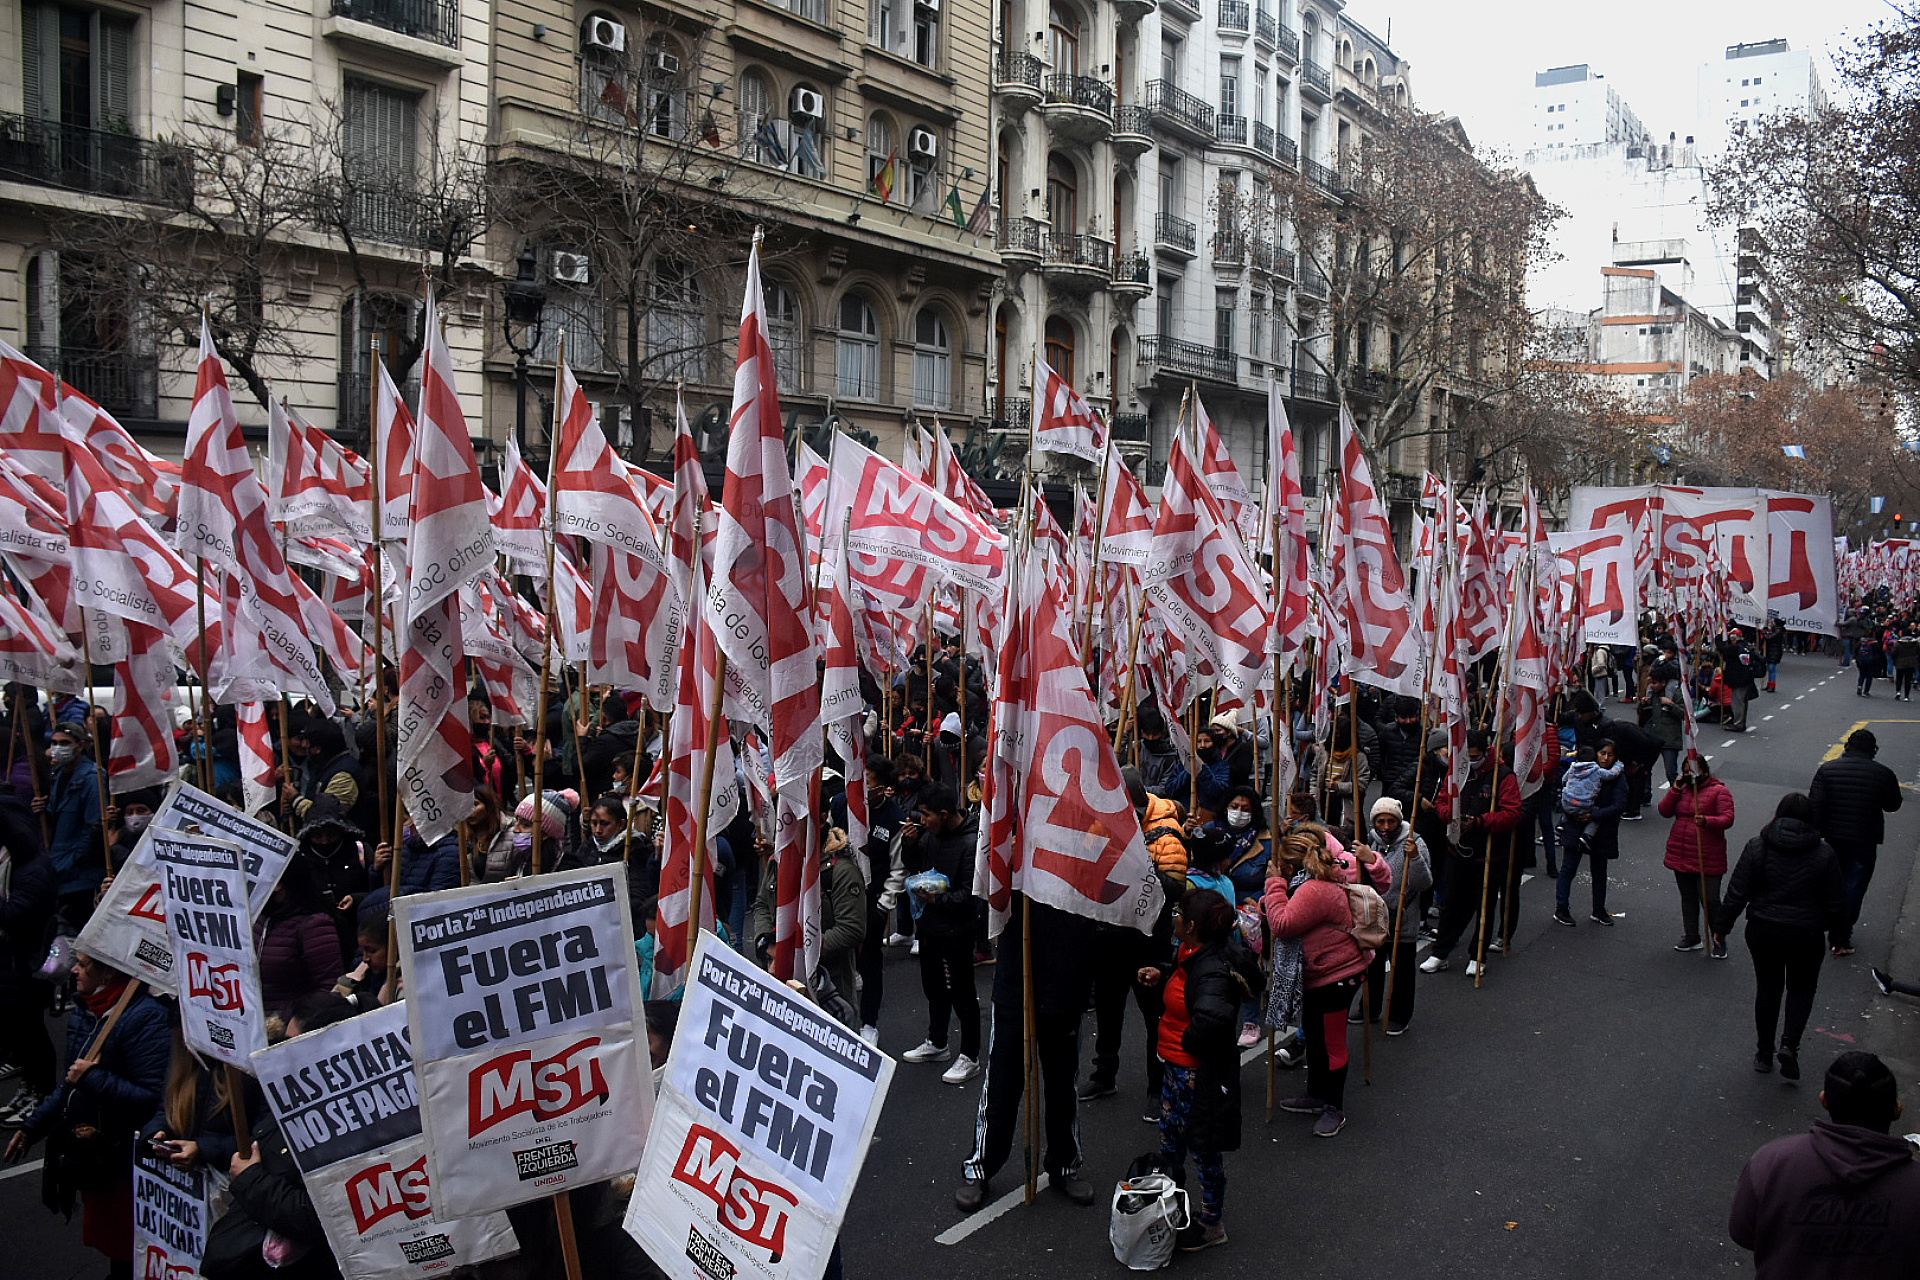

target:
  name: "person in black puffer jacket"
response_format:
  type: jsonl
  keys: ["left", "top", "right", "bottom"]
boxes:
{"left": 1808, "top": 728, "right": 1904, "bottom": 956}
{"left": 1138, "top": 888, "right": 1262, "bottom": 1252}
{"left": 1715, "top": 793, "right": 1847, "bottom": 1081}
{"left": 901, "top": 786, "right": 981, "bottom": 1070}
{"left": 0, "top": 794, "right": 58, "bottom": 1117}
{"left": 1374, "top": 697, "right": 1425, "bottom": 808}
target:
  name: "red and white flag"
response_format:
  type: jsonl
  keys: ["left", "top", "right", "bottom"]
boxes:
{"left": 107, "top": 621, "right": 181, "bottom": 793}
{"left": 928, "top": 420, "right": 1000, "bottom": 523}
{"left": 1261, "top": 382, "right": 1311, "bottom": 668}
{"left": 704, "top": 236, "right": 820, "bottom": 982}
{"left": 549, "top": 361, "right": 668, "bottom": 572}
{"left": 975, "top": 525, "right": 1164, "bottom": 938}
{"left": 62, "top": 430, "right": 203, "bottom": 651}
{"left": 826, "top": 432, "right": 1006, "bottom": 599}
{"left": 1506, "top": 493, "right": 1553, "bottom": 798}
{"left": 1326, "top": 409, "right": 1423, "bottom": 697}
{"left": 1097, "top": 443, "right": 1154, "bottom": 568}
{"left": 375, "top": 364, "right": 414, "bottom": 542}
{"left": 489, "top": 434, "right": 548, "bottom": 577}
{"left": 1194, "top": 395, "right": 1256, "bottom": 542}
{"left": 237, "top": 701, "right": 279, "bottom": 818}
{"left": 1031, "top": 352, "right": 1106, "bottom": 465}
{"left": 267, "top": 397, "right": 371, "bottom": 545}
{"left": 0, "top": 587, "right": 81, "bottom": 692}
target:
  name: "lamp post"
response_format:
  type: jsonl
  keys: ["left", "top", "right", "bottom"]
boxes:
{"left": 501, "top": 246, "right": 547, "bottom": 452}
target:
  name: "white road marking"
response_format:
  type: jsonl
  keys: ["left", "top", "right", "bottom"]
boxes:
{"left": 1722, "top": 739, "right": 1736, "bottom": 747}
{"left": 1763, "top": 715, "right": 1774, "bottom": 722}
{"left": 937, "top": 1176, "right": 1054, "bottom": 1244}
{"left": 0, "top": 1159, "right": 41, "bottom": 1184}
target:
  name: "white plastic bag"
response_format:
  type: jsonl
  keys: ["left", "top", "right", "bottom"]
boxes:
{"left": 1109, "top": 1172, "right": 1190, "bottom": 1270}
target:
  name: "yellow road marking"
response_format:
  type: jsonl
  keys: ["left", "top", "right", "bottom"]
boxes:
{"left": 1822, "top": 719, "right": 1920, "bottom": 763}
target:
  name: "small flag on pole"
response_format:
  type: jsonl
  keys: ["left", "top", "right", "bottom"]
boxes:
{"left": 945, "top": 183, "right": 967, "bottom": 228}
{"left": 870, "top": 150, "right": 897, "bottom": 203}
{"left": 965, "top": 186, "right": 993, "bottom": 237}
{"left": 1872, "top": 496, "right": 1886, "bottom": 514}
{"left": 1780, "top": 444, "right": 1806, "bottom": 458}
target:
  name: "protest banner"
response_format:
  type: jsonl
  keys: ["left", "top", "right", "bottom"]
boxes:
{"left": 153, "top": 829, "right": 265, "bottom": 1068}
{"left": 133, "top": 1147, "right": 216, "bottom": 1280}
{"left": 394, "top": 865, "right": 652, "bottom": 1219}
{"left": 624, "top": 934, "right": 893, "bottom": 1280}
{"left": 77, "top": 781, "right": 296, "bottom": 989}
{"left": 252, "top": 1003, "right": 519, "bottom": 1280}
{"left": 1547, "top": 529, "right": 1638, "bottom": 648}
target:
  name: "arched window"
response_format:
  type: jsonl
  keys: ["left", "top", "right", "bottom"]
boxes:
{"left": 911, "top": 307, "right": 952, "bottom": 410}
{"left": 1047, "top": 153, "right": 1077, "bottom": 235}
{"left": 738, "top": 68, "right": 774, "bottom": 163}
{"left": 580, "top": 12, "right": 633, "bottom": 126}
{"left": 1300, "top": 10, "right": 1319, "bottom": 62}
{"left": 789, "top": 84, "right": 826, "bottom": 178}
{"left": 835, "top": 293, "right": 881, "bottom": 399}
{"left": 1049, "top": 2, "right": 1081, "bottom": 76}
{"left": 643, "top": 35, "right": 686, "bottom": 138}
{"left": 866, "top": 113, "right": 896, "bottom": 195}
{"left": 647, "top": 259, "right": 706, "bottom": 382}
{"left": 1045, "top": 316, "right": 1076, "bottom": 385}
{"left": 765, "top": 278, "right": 803, "bottom": 391}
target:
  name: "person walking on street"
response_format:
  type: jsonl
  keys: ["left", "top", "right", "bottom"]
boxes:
{"left": 1659, "top": 756, "right": 1736, "bottom": 955}
{"left": 1730, "top": 1051, "right": 1920, "bottom": 1278}
{"left": 1719, "top": 629, "right": 1760, "bottom": 731}
{"left": 1891, "top": 625, "right": 1920, "bottom": 701}
{"left": 1761, "top": 622, "right": 1786, "bottom": 693}
{"left": 1855, "top": 633, "right": 1885, "bottom": 695}
{"left": 36, "top": 721, "right": 103, "bottom": 936}
{"left": 1714, "top": 793, "right": 1847, "bottom": 1079}
{"left": 1639, "top": 673, "right": 1685, "bottom": 787}
{"left": 899, "top": 787, "right": 982, "bottom": 1082}
{"left": 1808, "top": 728, "right": 1903, "bottom": 957}
{"left": 1135, "top": 888, "right": 1261, "bottom": 1251}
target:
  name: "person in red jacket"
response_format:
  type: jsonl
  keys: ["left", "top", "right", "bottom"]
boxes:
{"left": 1263, "top": 826, "right": 1391, "bottom": 1137}
{"left": 1419, "top": 730, "right": 1523, "bottom": 977}
{"left": 1659, "top": 755, "right": 1737, "bottom": 956}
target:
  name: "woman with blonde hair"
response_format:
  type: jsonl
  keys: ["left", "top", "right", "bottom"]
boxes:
{"left": 1262, "top": 825, "right": 1391, "bottom": 1137}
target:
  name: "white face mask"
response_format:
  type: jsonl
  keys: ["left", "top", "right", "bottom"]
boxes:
{"left": 124, "top": 813, "right": 152, "bottom": 834}
{"left": 1226, "top": 809, "right": 1253, "bottom": 830}
{"left": 48, "top": 744, "right": 77, "bottom": 766}
{"left": 595, "top": 830, "right": 625, "bottom": 852}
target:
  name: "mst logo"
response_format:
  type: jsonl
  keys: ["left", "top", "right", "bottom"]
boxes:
{"left": 671, "top": 1125, "right": 799, "bottom": 1257}
{"left": 467, "top": 1038, "right": 608, "bottom": 1135}
{"left": 141, "top": 1245, "right": 194, "bottom": 1280}
{"left": 185, "top": 952, "right": 244, "bottom": 1011}
{"left": 346, "top": 1154, "right": 433, "bottom": 1233}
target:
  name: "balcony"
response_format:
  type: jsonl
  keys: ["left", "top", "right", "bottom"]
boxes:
{"left": 1140, "top": 335, "right": 1236, "bottom": 384}
{"left": 1112, "top": 252, "right": 1152, "bottom": 300}
{"left": 1290, "top": 369, "right": 1334, "bottom": 402}
{"left": 1110, "top": 412, "right": 1150, "bottom": 442}
{"left": 1253, "top": 120, "right": 1275, "bottom": 156}
{"left": 1145, "top": 79, "right": 1215, "bottom": 145}
{"left": 1211, "top": 228, "right": 1245, "bottom": 269}
{"left": 1249, "top": 237, "right": 1274, "bottom": 273}
{"left": 1214, "top": 113, "right": 1249, "bottom": 147}
{"left": 1114, "top": 0, "right": 1155, "bottom": 21}
{"left": 1301, "top": 59, "right": 1332, "bottom": 101}
{"left": 994, "top": 52, "right": 1045, "bottom": 111}
{"left": 1352, "top": 370, "right": 1408, "bottom": 403}
{"left": 998, "top": 219, "right": 1043, "bottom": 268}
{"left": 1299, "top": 266, "right": 1330, "bottom": 297}
{"left": 1255, "top": 10, "right": 1276, "bottom": 45}
{"left": 1112, "top": 104, "right": 1153, "bottom": 159}
{"left": 989, "top": 398, "right": 1031, "bottom": 430}
{"left": 1384, "top": 471, "right": 1422, "bottom": 503}
{"left": 1158, "top": 0, "right": 1203, "bottom": 20}
{"left": 1303, "top": 157, "right": 1345, "bottom": 197}
{"left": 1040, "top": 74, "right": 1114, "bottom": 142}
{"left": 1275, "top": 24, "right": 1299, "bottom": 61}
{"left": 0, "top": 114, "right": 190, "bottom": 203}
{"left": 1271, "top": 245, "right": 1296, "bottom": 279}
{"left": 1218, "top": 0, "right": 1249, "bottom": 32}
{"left": 1041, "top": 232, "right": 1112, "bottom": 290}
{"left": 1271, "top": 131, "right": 1299, "bottom": 168}
{"left": 1154, "top": 211, "right": 1197, "bottom": 259}
{"left": 329, "top": 0, "right": 460, "bottom": 46}
{"left": 28, "top": 345, "right": 158, "bottom": 421}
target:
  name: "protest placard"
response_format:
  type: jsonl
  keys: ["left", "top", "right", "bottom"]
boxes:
{"left": 133, "top": 1147, "right": 216, "bottom": 1280}
{"left": 624, "top": 934, "right": 893, "bottom": 1280}
{"left": 252, "top": 1003, "right": 519, "bottom": 1280}
{"left": 77, "top": 781, "right": 296, "bottom": 989}
{"left": 153, "top": 829, "right": 265, "bottom": 1068}
{"left": 395, "top": 865, "right": 651, "bottom": 1218}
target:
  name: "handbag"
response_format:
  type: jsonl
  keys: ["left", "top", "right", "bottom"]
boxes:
{"left": 42, "top": 1116, "right": 120, "bottom": 1194}
{"left": 1109, "top": 1170, "right": 1190, "bottom": 1270}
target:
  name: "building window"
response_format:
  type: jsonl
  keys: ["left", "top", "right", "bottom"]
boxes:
{"left": 1045, "top": 316, "right": 1076, "bottom": 383}
{"left": 1047, "top": 153, "right": 1077, "bottom": 233}
{"left": 337, "top": 291, "right": 416, "bottom": 439}
{"left": 785, "top": 0, "right": 828, "bottom": 21}
{"left": 1050, "top": 3, "right": 1081, "bottom": 75}
{"left": 765, "top": 278, "right": 803, "bottom": 391}
{"left": 21, "top": 2, "right": 135, "bottom": 131}
{"left": 1156, "top": 281, "right": 1176, "bottom": 339}
{"left": 342, "top": 78, "right": 419, "bottom": 243}
{"left": 643, "top": 36, "right": 686, "bottom": 138}
{"left": 872, "top": 0, "right": 907, "bottom": 57}
{"left": 739, "top": 69, "right": 775, "bottom": 162}
{"left": 789, "top": 86, "right": 825, "bottom": 178}
{"left": 912, "top": 307, "right": 952, "bottom": 410}
{"left": 836, "top": 294, "right": 881, "bottom": 399}
{"left": 235, "top": 73, "right": 263, "bottom": 146}
{"left": 1221, "top": 57, "right": 1240, "bottom": 117}
{"left": 1161, "top": 38, "right": 1179, "bottom": 83}
{"left": 913, "top": 0, "right": 939, "bottom": 68}
{"left": 906, "top": 125, "right": 940, "bottom": 208}
{"left": 647, "top": 259, "right": 707, "bottom": 383}
{"left": 580, "top": 13, "right": 634, "bottom": 126}
{"left": 866, "top": 113, "right": 897, "bottom": 196}
{"left": 537, "top": 252, "right": 606, "bottom": 372}
{"left": 1215, "top": 290, "right": 1236, "bottom": 353}
{"left": 1158, "top": 154, "right": 1180, "bottom": 217}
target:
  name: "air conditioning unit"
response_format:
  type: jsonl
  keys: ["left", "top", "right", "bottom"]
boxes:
{"left": 582, "top": 16, "right": 625, "bottom": 53}
{"left": 649, "top": 49, "right": 680, "bottom": 76}
{"left": 790, "top": 87, "right": 823, "bottom": 119}
{"left": 550, "top": 252, "right": 591, "bottom": 285}
{"left": 909, "top": 127, "right": 938, "bottom": 158}
{"left": 916, "top": 0, "right": 941, "bottom": 11}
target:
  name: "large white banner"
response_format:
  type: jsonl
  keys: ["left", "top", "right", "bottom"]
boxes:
{"left": 153, "top": 829, "right": 265, "bottom": 1068}
{"left": 133, "top": 1147, "right": 216, "bottom": 1280}
{"left": 76, "top": 781, "right": 297, "bottom": 989}
{"left": 1764, "top": 490, "right": 1840, "bottom": 636}
{"left": 1664, "top": 491, "right": 1770, "bottom": 627}
{"left": 395, "top": 866, "right": 651, "bottom": 1218}
{"left": 624, "top": 935, "right": 893, "bottom": 1280}
{"left": 252, "top": 1003, "right": 519, "bottom": 1280}
{"left": 1547, "top": 528, "right": 1638, "bottom": 648}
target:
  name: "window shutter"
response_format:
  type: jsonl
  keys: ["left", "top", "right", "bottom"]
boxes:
{"left": 22, "top": 3, "right": 56, "bottom": 121}
{"left": 94, "top": 13, "right": 135, "bottom": 129}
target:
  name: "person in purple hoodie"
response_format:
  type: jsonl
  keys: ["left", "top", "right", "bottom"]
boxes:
{"left": 1730, "top": 1051, "right": 1920, "bottom": 1279}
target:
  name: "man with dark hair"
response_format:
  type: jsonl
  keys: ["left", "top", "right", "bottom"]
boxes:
{"left": 1418, "top": 729, "right": 1523, "bottom": 977}
{"left": 1375, "top": 696, "right": 1424, "bottom": 808}
{"left": 1809, "top": 728, "right": 1903, "bottom": 956}
{"left": 1731, "top": 1051, "right": 1920, "bottom": 1278}
{"left": 899, "top": 786, "right": 981, "bottom": 1081}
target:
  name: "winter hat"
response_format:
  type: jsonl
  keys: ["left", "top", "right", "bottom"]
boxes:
{"left": 1208, "top": 707, "right": 1240, "bottom": 733}
{"left": 940, "top": 712, "right": 962, "bottom": 736}
{"left": 1370, "top": 796, "right": 1404, "bottom": 823}
{"left": 516, "top": 789, "right": 579, "bottom": 839}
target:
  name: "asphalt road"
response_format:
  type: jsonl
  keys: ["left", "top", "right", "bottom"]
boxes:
{"left": 9, "top": 652, "right": 1920, "bottom": 1280}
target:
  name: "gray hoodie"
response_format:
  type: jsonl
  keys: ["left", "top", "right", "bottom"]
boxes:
{"left": 1730, "top": 1119, "right": 1920, "bottom": 1279}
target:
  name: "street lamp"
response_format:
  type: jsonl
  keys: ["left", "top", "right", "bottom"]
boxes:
{"left": 501, "top": 245, "right": 547, "bottom": 451}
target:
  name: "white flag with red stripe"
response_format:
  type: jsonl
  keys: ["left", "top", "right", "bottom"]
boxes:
{"left": 1031, "top": 352, "right": 1107, "bottom": 465}
{"left": 1194, "top": 396, "right": 1256, "bottom": 542}
{"left": 1097, "top": 444, "right": 1154, "bottom": 567}
{"left": 490, "top": 434, "right": 548, "bottom": 577}
{"left": 550, "top": 361, "right": 668, "bottom": 572}
{"left": 108, "top": 620, "right": 181, "bottom": 792}
{"left": 62, "top": 431, "right": 203, "bottom": 651}
{"left": 1326, "top": 409, "right": 1423, "bottom": 697}
{"left": 238, "top": 701, "right": 279, "bottom": 818}
{"left": 267, "top": 398, "right": 371, "bottom": 544}
{"left": 0, "top": 587, "right": 81, "bottom": 692}
{"left": 1261, "top": 382, "right": 1312, "bottom": 669}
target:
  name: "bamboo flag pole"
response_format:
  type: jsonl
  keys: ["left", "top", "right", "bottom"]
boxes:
{"left": 74, "top": 606, "right": 115, "bottom": 875}
{"left": 17, "top": 697, "right": 49, "bottom": 848}
{"left": 367, "top": 337, "right": 392, "bottom": 852}
{"left": 1473, "top": 588, "right": 1521, "bottom": 991}
{"left": 529, "top": 334, "right": 567, "bottom": 877}
{"left": 192, "top": 560, "right": 215, "bottom": 793}
{"left": 1350, "top": 690, "right": 1372, "bottom": 1084}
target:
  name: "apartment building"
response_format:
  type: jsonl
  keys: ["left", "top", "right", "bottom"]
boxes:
{"left": 1532, "top": 63, "right": 1648, "bottom": 151}
{"left": 0, "top": 0, "right": 496, "bottom": 449}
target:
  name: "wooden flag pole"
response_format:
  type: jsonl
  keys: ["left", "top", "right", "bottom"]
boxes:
{"left": 74, "top": 605, "right": 115, "bottom": 875}
{"left": 16, "top": 696, "right": 49, "bottom": 848}
{"left": 367, "top": 336, "right": 392, "bottom": 852}
{"left": 529, "top": 333, "right": 568, "bottom": 878}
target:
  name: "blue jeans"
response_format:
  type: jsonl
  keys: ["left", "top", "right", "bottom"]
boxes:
{"left": 1159, "top": 1064, "right": 1227, "bottom": 1225}
{"left": 1766, "top": 661, "right": 1779, "bottom": 686}
{"left": 1832, "top": 845, "right": 1878, "bottom": 948}
{"left": 1556, "top": 843, "right": 1608, "bottom": 915}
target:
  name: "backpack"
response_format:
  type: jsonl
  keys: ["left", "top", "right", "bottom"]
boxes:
{"left": 1343, "top": 881, "right": 1391, "bottom": 950}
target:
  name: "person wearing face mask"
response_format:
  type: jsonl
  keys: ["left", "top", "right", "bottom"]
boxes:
{"left": 509, "top": 789, "right": 578, "bottom": 874}
{"left": 34, "top": 721, "right": 103, "bottom": 935}
{"left": 294, "top": 797, "right": 371, "bottom": 965}
{"left": 1419, "top": 730, "right": 1522, "bottom": 977}
{"left": 104, "top": 787, "right": 162, "bottom": 867}
{"left": 581, "top": 795, "right": 635, "bottom": 866}
{"left": 1356, "top": 797, "right": 1430, "bottom": 1035}
{"left": 374, "top": 806, "right": 464, "bottom": 898}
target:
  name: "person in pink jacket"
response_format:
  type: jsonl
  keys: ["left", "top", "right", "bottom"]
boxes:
{"left": 1263, "top": 826, "right": 1391, "bottom": 1137}
{"left": 1659, "top": 756, "right": 1737, "bottom": 957}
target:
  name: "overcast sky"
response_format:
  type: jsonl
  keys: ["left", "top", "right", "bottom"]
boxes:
{"left": 1349, "top": 0, "right": 1897, "bottom": 158}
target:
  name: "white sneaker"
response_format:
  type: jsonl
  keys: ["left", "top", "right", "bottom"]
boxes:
{"left": 1465, "top": 960, "right": 1483, "bottom": 978}
{"left": 910, "top": 939, "right": 921, "bottom": 956}
{"left": 859, "top": 1025, "right": 880, "bottom": 1046}
{"left": 887, "top": 932, "right": 911, "bottom": 947}
{"left": 901, "top": 1039, "right": 953, "bottom": 1064}
{"left": 1418, "top": 955, "right": 1448, "bottom": 974}
{"left": 941, "top": 1055, "right": 981, "bottom": 1084}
